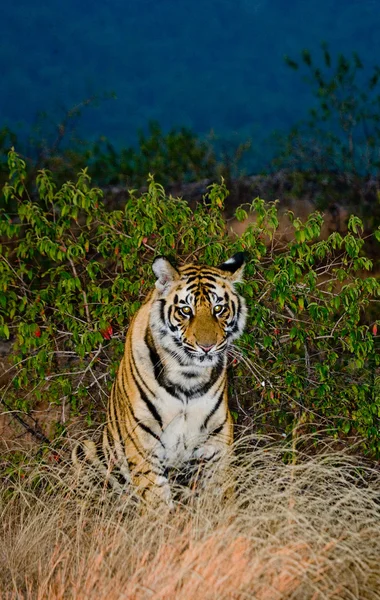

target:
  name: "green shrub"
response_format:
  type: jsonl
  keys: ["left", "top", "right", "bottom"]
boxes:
{"left": 277, "top": 44, "right": 380, "bottom": 175}
{"left": 0, "top": 127, "right": 19, "bottom": 190}
{"left": 0, "top": 113, "right": 217, "bottom": 196}
{"left": 271, "top": 45, "right": 380, "bottom": 226}
{"left": 1, "top": 151, "right": 380, "bottom": 454}
{"left": 41, "top": 121, "right": 217, "bottom": 188}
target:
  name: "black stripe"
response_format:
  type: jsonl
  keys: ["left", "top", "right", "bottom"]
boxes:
{"left": 109, "top": 383, "right": 127, "bottom": 449}
{"left": 201, "top": 450, "right": 218, "bottom": 463}
{"left": 168, "top": 304, "right": 173, "bottom": 321}
{"left": 229, "top": 295, "right": 241, "bottom": 334}
{"left": 134, "top": 473, "right": 167, "bottom": 486}
{"left": 202, "top": 385, "right": 226, "bottom": 430}
{"left": 75, "top": 443, "right": 86, "bottom": 461}
{"left": 200, "top": 275, "right": 217, "bottom": 283}
{"left": 209, "top": 415, "right": 228, "bottom": 437}
{"left": 120, "top": 384, "right": 165, "bottom": 449}
{"left": 236, "top": 295, "right": 241, "bottom": 316}
{"left": 138, "top": 421, "right": 163, "bottom": 443}
{"left": 130, "top": 344, "right": 163, "bottom": 428}
{"left": 144, "top": 328, "right": 166, "bottom": 386}
{"left": 116, "top": 375, "right": 152, "bottom": 460}
{"left": 124, "top": 394, "right": 161, "bottom": 445}
{"left": 132, "top": 371, "right": 163, "bottom": 428}
{"left": 123, "top": 399, "right": 165, "bottom": 460}
{"left": 159, "top": 299, "right": 166, "bottom": 324}
{"left": 109, "top": 472, "right": 129, "bottom": 487}
{"left": 129, "top": 459, "right": 163, "bottom": 478}
{"left": 180, "top": 268, "right": 199, "bottom": 276}
{"left": 130, "top": 336, "right": 156, "bottom": 400}
{"left": 167, "top": 304, "right": 178, "bottom": 333}
{"left": 101, "top": 449, "right": 130, "bottom": 486}
{"left": 182, "top": 361, "right": 224, "bottom": 399}
{"left": 182, "top": 371, "right": 199, "bottom": 379}
{"left": 131, "top": 466, "right": 164, "bottom": 478}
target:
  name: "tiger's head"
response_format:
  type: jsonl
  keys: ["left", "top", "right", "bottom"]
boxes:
{"left": 150, "top": 253, "right": 247, "bottom": 367}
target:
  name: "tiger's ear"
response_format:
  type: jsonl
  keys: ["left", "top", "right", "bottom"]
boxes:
{"left": 152, "top": 256, "right": 180, "bottom": 293}
{"left": 218, "top": 252, "right": 246, "bottom": 283}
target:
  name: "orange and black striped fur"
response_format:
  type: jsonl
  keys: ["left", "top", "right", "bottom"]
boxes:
{"left": 74, "top": 253, "right": 247, "bottom": 508}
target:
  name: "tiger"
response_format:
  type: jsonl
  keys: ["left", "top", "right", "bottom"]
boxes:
{"left": 73, "top": 252, "right": 247, "bottom": 509}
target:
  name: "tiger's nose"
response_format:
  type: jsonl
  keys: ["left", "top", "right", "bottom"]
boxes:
{"left": 198, "top": 343, "right": 215, "bottom": 354}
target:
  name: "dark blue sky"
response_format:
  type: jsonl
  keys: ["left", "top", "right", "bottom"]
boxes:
{"left": 2, "top": 0, "right": 380, "bottom": 168}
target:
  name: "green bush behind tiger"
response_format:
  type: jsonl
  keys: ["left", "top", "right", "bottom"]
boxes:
{"left": 0, "top": 149, "right": 379, "bottom": 460}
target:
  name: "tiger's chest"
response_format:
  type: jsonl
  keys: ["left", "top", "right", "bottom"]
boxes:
{"left": 155, "top": 392, "right": 220, "bottom": 468}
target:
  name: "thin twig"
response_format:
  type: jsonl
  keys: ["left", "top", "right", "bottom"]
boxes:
{"left": 285, "top": 304, "right": 311, "bottom": 384}
{"left": 76, "top": 344, "right": 103, "bottom": 390}
{"left": 68, "top": 257, "right": 92, "bottom": 326}
{"left": 100, "top": 222, "right": 156, "bottom": 252}
{"left": 1, "top": 401, "right": 51, "bottom": 445}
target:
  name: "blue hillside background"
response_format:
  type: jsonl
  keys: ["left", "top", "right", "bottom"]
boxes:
{"left": 1, "top": 0, "right": 380, "bottom": 170}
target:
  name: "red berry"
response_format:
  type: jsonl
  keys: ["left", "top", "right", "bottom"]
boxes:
{"left": 101, "top": 324, "right": 113, "bottom": 340}
{"left": 35, "top": 327, "right": 41, "bottom": 338}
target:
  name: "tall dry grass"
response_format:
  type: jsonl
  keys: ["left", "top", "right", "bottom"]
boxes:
{"left": 1, "top": 436, "right": 380, "bottom": 599}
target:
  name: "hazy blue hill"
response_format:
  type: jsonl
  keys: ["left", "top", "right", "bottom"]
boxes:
{"left": 1, "top": 0, "right": 380, "bottom": 169}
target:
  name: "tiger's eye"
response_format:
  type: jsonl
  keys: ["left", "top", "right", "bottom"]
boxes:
{"left": 181, "top": 306, "right": 192, "bottom": 316}
{"left": 214, "top": 304, "right": 224, "bottom": 314}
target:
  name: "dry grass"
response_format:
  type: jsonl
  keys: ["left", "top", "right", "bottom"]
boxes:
{"left": 1, "top": 435, "right": 380, "bottom": 599}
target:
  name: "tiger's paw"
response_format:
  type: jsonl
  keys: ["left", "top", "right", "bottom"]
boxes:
{"left": 137, "top": 475, "right": 174, "bottom": 512}
{"left": 192, "top": 445, "right": 219, "bottom": 462}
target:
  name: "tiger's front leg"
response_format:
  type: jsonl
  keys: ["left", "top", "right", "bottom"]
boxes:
{"left": 125, "top": 443, "right": 174, "bottom": 510}
{"left": 191, "top": 414, "right": 234, "bottom": 499}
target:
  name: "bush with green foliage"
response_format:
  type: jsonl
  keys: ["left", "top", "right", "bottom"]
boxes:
{"left": 278, "top": 44, "right": 380, "bottom": 174}
{"left": 0, "top": 116, "right": 218, "bottom": 195}
{"left": 1, "top": 151, "right": 380, "bottom": 453}
{"left": 41, "top": 120, "right": 218, "bottom": 189}
{"left": 272, "top": 44, "right": 380, "bottom": 222}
